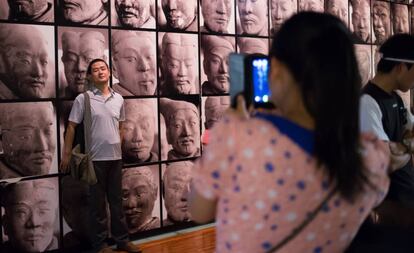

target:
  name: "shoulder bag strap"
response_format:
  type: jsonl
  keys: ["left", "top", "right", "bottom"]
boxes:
{"left": 83, "top": 92, "right": 92, "bottom": 153}
{"left": 266, "top": 186, "right": 337, "bottom": 253}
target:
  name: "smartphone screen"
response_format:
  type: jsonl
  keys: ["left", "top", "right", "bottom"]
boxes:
{"left": 229, "top": 53, "right": 245, "bottom": 106}
{"left": 252, "top": 58, "right": 270, "bottom": 103}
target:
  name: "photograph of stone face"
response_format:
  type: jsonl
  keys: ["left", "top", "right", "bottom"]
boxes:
{"left": 58, "top": 26, "right": 109, "bottom": 99}
{"left": 0, "top": 102, "right": 58, "bottom": 181}
{"left": 350, "top": 0, "right": 371, "bottom": 44}
{"left": 159, "top": 97, "right": 201, "bottom": 161}
{"left": 299, "top": 0, "right": 324, "bottom": 12}
{"left": 1, "top": 177, "right": 60, "bottom": 252}
{"left": 372, "top": 0, "right": 391, "bottom": 44}
{"left": 111, "top": 0, "right": 156, "bottom": 29}
{"left": 392, "top": 4, "right": 409, "bottom": 34}
{"left": 355, "top": 44, "right": 372, "bottom": 86}
{"left": 200, "top": 0, "right": 235, "bottom": 34}
{"left": 121, "top": 165, "right": 161, "bottom": 234}
{"left": 162, "top": 161, "right": 193, "bottom": 226}
{"left": 112, "top": 30, "right": 157, "bottom": 97}
{"left": 0, "top": 0, "right": 54, "bottom": 23}
{"left": 270, "top": 0, "right": 297, "bottom": 35}
{"left": 236, "top": 0, "right": 269, "bottom": 36}
{"left": 325, "top": 0, "right": 349, "bottom": 27}
{"left": 158, "top": 32, "right": 199, "bottom": 96}
{"left": 0, "top": 23, "right": 55, "bottom": 100}
{"left": 121, "top": 98, "right": 159, "bottom": 165}
{"left": 202, "top": 96, "right": 230, "bottom": 131}
{"left": 158, "top": 0, "right": 198, "bottom": 32}
{"left": 201, "top": 35, "right": 235, "bottom": 96}
{"left": 57, "top": 0, "right": 109, "bottom": 26}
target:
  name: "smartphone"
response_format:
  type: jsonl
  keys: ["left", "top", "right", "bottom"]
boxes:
{"left": 246, "top": 54, "right": 272, "bottom": 108}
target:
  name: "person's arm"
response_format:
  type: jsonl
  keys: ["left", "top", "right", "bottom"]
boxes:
{"left": 188, "top": 182, "right": 217, "bottom": 223}
{"left": 60, "top": 121, "right": 77, "bottom": 173}
{"left": 389, "top": 141, "right": 411, "bottom": 173}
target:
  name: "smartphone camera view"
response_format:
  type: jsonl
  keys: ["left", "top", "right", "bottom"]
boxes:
{"left": 252, "top": 58, "right": 270, "bottom": 103}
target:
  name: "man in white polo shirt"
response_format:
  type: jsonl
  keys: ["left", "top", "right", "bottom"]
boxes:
{"left": 60, "top": 59, "right": 141, "bottom": 253}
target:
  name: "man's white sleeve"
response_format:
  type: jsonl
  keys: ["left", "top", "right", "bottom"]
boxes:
{"left": 360, "top": 94, "right": 389, "bottom": 141}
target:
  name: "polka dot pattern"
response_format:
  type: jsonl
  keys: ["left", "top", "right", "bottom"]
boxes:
{"left": 192, "top": 115, "right": 390, "bottom": 253}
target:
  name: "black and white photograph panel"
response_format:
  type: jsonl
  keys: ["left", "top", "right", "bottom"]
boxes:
{"left": 61, "top": 175, "right": 91, "bottom": 249}
{"left": 157, "top": 0, "right": 198, "bottom": 32}
{"left": 354, "top": 44, "right": 372, "bottom": 86}
{"left": 412, "top": 6, "right": 414, "bottom": 35}
{"left": 202, "top": 96, "right": 230, "bottom": 132}
{"left": 201, "top": 35, "right": 235, "bottom": 96}
{"left": 237, "top": 37, "right": 268, "bottom": 54}
{"left": 58, "top": 26, "right": 109, "bottom": 99}
{"left": 57, "top": 0, "right": 109, "bottom": 26}
{"left": 0, "top": 177, "right": 60, "bottom": 253}
{"left": 159, "top": 97, "right": 201, "bottom": 161}
{"left": 111, "top": 0, "right": 156, "bottom": 29}
{"left": 372, "top": 0, "right": 391, "bottom": 45}
{"left": 270, "top": 0, "right": 297, "bottom": 35}
{"left": 0, "top": 0, "right": 54, "bottom": 22}
{"left": 298, "top": 0, "right": 324, "bottom": 12}
{"left": 121, "top": 165, "right": 161, "bottom": 234}
{"left": 199, "top": 0, "right": 235, "bottom": 34}
{"left": 0, "top": 23, "right": 55, "bottom": 100}
{"left": 392, "top": 4, "right": 409, "bottom": 34}
{"left": 236, "top": 0, "right": 269, "bottom": 36}
{"left": 162, "top": 161, "right": 193, "bottom": 226}
{"left": 121, "top": 98, "right": 159, "bottom": 165}
{"left": 325, "top": 0, "right": 349, "bottom": 27}
{"left": 111, "top": 30, "right": 157, "bottom": 96}
{"left": 0, "top": 102, "right": 58, "bottom": 181}
{"left": 158, "top": 32, "right": 199, "bottom": 96}
{"left": 350, "top": 0, "right": 371, "bottom": 44}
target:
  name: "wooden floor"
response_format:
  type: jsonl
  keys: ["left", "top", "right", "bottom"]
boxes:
{"left": 126, "top": 226, "right": 216, "bottom": 253}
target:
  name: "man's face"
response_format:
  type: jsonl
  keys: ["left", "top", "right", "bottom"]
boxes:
{"left": 3, "top": 181, "right": 57, "bottom": 253}
{"left": 2, "top": 103, "right": 56, "bottom": 176}
{"left": 4, "top": 32, "right": 49, "bottom": 98}
{"left": 327, "top": 0, "right": 348, "bottom": 25}
{"left": 271, "top": 0, "right": 295, "bottom": 32}
{"left": 8, "top": 0, "right": 48, "bottom": 19}
{"left": 204, "top": 47, "right": 232, "bottom": 93}
{"left": 62, "top": 35, "right": 106, "bottom": 94}
{"left": 62, "top": 0, "right": 104, "bottom": 23}
{"left": 393, "top": 5, "right": 409, "bottom": 34}
{"left": 300, "top": 0, "right": 324, "bottom": 12}
{"left": 115, "top": 0, "right": 151, "bottom": 28}
{"left": 89, "top": 61, "right": 110, "bottom": 85}
{"left": 238, "top": 0, "right": 267, "bottom": 35}
{"left": 113, "top": 37, "right": 156, "bottom": 95}
{"left": 122, "top": 171, "right": 156, "bottom": 230}
{"left": 168, "top": 109, "right": 200, "bottom": 156}
{"left": 163, "top": 44, "right": 197, "bottom": 94}
{"left": 355, "top": 47, "right": 371, "bottom": 85}
{"left": 122, "top": 103, "right": 155, "bottom": 162}
{"left": 398, "top": 64, "right": 414, "bottom": 92}
{"left": 201, "top": 0, "right": 232, "bottom": 33}
{"left": 162, "top": 0, "right": 196, "bottom": 30}
{"left": 352, "top": 2, "right": 370, "bottom": 42}
{"left": 164, "top": 165, "right": 192, "bottom": 221}
{"left": 373, "top": 2, "right": 391, "bottom": 44}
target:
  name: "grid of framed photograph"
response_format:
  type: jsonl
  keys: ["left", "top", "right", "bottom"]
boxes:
{"left": 0, "top": 0, "right": 413, "bottom": 251}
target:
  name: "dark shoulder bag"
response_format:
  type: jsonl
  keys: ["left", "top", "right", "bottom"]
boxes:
{"left": 69, "top": 92, "right": 97, "bottom": 185}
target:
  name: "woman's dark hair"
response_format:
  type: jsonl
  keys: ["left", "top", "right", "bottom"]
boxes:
{"left": 377, "top": 34, "right": 414, "bottom": 73}
{"left": 86, "top": 58, "right": 109, "bottom": 75}
{"left": 270, "top": 12, "right": 366, "bottom": 201}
